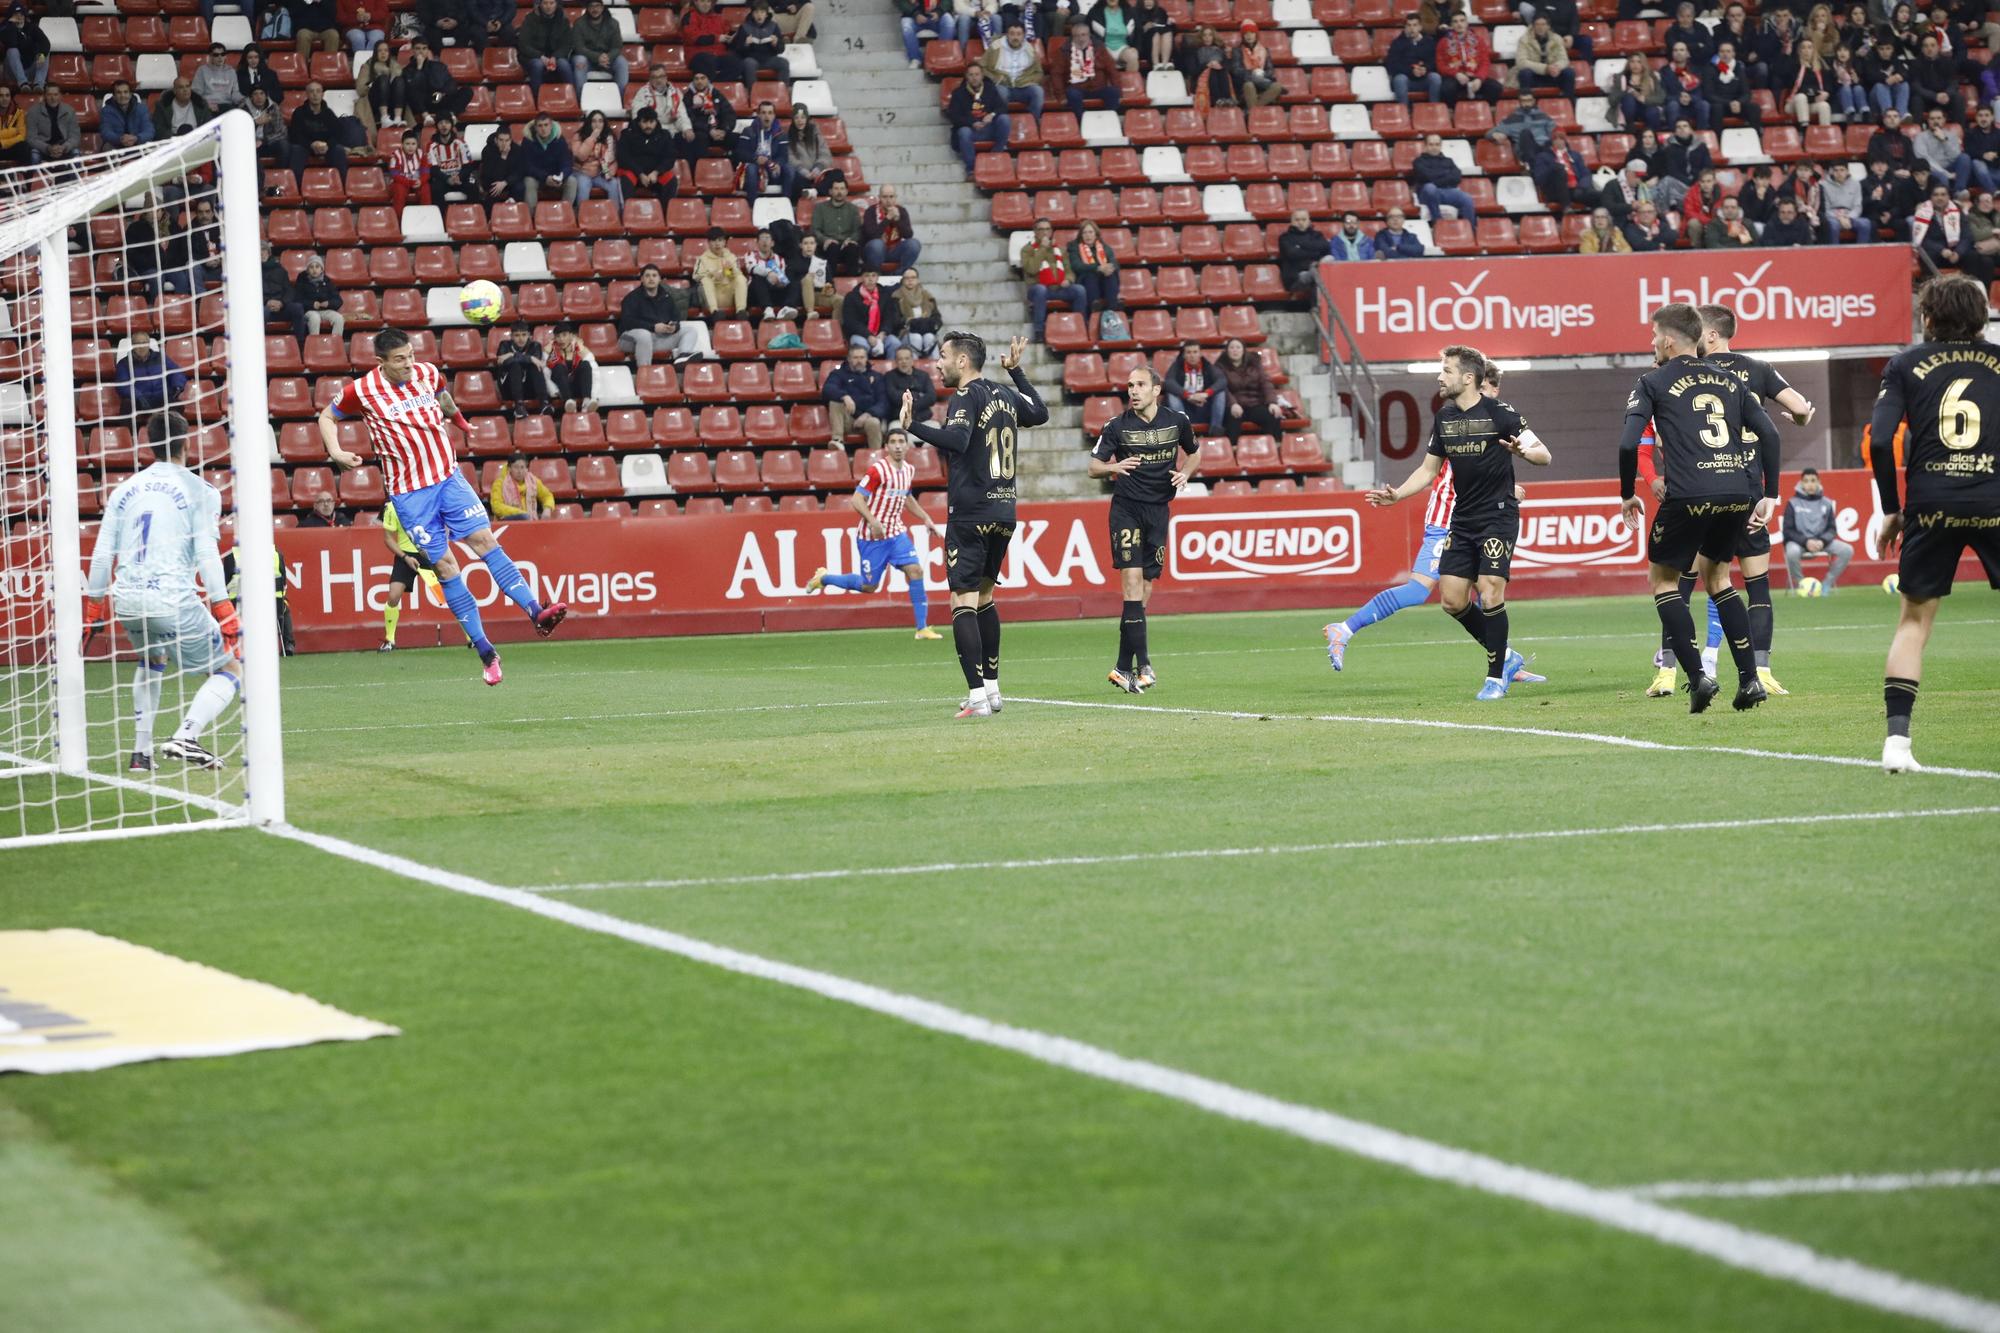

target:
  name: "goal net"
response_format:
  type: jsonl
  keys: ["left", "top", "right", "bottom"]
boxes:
{"left": 0, "top": 113, "right": 282, "bottom": 850}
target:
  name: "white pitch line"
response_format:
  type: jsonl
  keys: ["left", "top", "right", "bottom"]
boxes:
{"left": 1010, "top": 696, "right": 2000, "bottom": 782}
{"left": 262, "top": 821, "right": 2000, "bottom": 1333}
{"left": 288, "top": 698, "right": 905, "bottom": 735}
{"left": 1623, "top": 1169, "right": 2000, "bottom": 1201}
{"left": 529, "top": 805, "right": 2000, "bottom": 894}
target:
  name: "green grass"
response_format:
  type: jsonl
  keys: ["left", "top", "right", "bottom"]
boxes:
{"left": 4, "top": 590, "right": 1998, "bottom": 1331}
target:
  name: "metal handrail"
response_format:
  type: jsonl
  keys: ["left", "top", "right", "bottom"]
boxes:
{"left": 1308, "top": 264, "right": 1382, "bottom": 484}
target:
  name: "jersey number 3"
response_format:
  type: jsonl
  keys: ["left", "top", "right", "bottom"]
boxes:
{"left": 1939, "top": 377, "right": 1980, "bottom": 451}
{"left": 1692, "top": 393, "right": 1730, "bottom": 449}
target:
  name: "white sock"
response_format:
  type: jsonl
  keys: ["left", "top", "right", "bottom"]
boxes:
{"left": 174, "top": 672, "right": 240, "bottom": 742}
{"left": 1700, "top": 646, "right": 1719, "bottom": 675}
{"left": 984, "top": 679, "right": 1000, "bottom": 697}
{"left": 131, "top": 664, "right": 163, "bottom": 753}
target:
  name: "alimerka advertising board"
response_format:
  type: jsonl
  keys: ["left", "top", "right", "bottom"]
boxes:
{"left": 1318, "top": 246, "right": 1913, "bottom": 363}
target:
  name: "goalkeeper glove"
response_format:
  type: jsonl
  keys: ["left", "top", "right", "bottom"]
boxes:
{"left": 212, "top": 599, "right": 241, "bottom": 653}
{"left": 81, "top": 596, "right": 109, "bottom": 650}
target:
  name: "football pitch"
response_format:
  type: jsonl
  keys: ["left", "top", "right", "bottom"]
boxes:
{"left": 5, "top": 589, "right": 1999, "bottom": 1333}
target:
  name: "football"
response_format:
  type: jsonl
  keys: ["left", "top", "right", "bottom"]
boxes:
{"left": 1797, "top": 577, "right": 1824, "bottom": 598}
{"left": 459, "top": 280, "right": 504, "bottom": 325}
{"left": 1883, "top": 573, "right": 1901, "bottom": 595}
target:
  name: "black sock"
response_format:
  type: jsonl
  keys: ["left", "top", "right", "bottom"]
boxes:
{"left": 1481, "top": 603, "right": 1509, "bottom": 679}
{"left": 1885, "top": 676, "right": 1919, "bottom": 738}
{"left": 1745, "top": 573, "right": 1773, "bottom": 667}
{"left": 1447, "top": 604, "right": 1486, "bottom": 677}
{"left": 1712, "top": 586, "right": 1757, "bottom": 681}
{"left": 1117, "top": 600, "right": 1142, "bottom": 672}
{"left": 977, "top": 600, "right": 1000, "bottom": 682}
{"left": 952, "top": 605, "right": 984, "bottom": 689}
{"left": 1134, "top": 599, "right": 1149, "bottom": 668}
{"left": 1654, "top": 589, "right": 1702, "bottom": 678}
{"left": 1663, "top": 571, "right": 1698, "bottom": 652}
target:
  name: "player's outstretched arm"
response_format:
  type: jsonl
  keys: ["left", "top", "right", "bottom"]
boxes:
{"left": 1776, "top": 386, "right": 1815, "bottom": 426}
{"left": 999, "top": 337, "right": 1050, "bottom": 427}
{"left": 1366, "top": 453, "right": 1443, "bottom": 507}
{"left": 437, "top": 387, "right": 473, "bottom": 435}
{"left": 317, "top": 406, "right": 364, "bottom": 471}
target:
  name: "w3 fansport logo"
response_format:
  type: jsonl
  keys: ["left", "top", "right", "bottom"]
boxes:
{"left": 1514, "top": 498, "right": 1644, "bottom": 568}
{"left": 1168, "top": 509, "right": 1361, "bottom": 581}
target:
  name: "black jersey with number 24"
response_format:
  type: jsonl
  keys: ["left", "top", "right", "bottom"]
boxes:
{"left": 1092, "top": 406, "right": 1196, "bottom": 505}
{"left": 1425, "top": 396, "right": 1526, "bottom": 522}
{"left": 1872, "top": 341, "right": 2000, "bottom": 512}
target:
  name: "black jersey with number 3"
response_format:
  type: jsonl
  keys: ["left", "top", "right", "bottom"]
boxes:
{"left": 1871, "top": 341, "right": 2000, "bottom": 511}
{"left": 1093, "top": 406, "right": 1195, "bottom": 505}
{"left": 1425, "top": 395, "right": 1525, "bottom": 521}
{"left": 1625, "top": 356, "right": 1773, "bottom": 502}
{"left": 916, "top": 368, "right": 1050, "bottom": 524}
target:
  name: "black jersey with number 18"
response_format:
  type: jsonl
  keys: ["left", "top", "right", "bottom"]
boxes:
{"left": 1625, "top": 356, "right": 1764, "bottom": 502}
{"left": 1872, "top": 341, "right": 2000, "bottom": 511}
{"left": 925, "top": 369, "right": 1049, "bottom": 524}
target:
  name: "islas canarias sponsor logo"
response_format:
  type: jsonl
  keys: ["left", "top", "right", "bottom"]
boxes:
{"left": 1168, "top": 508, "right": 1361, "bottom": 581}
{"left": 1513, "top": 498, "right": 1646, "bottom": 567}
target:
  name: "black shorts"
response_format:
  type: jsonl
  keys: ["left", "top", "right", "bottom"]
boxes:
{"left": 388, "top": 552, "right": 427, "bottom": 589}
{"left": 946, "top": 519, "right": 1014, "bottom": 592}
{"left": 1898, "top": 507, "right": 2000, "bottom": 599}
{"left": 1437, "top": 514, "right": 1518, "bottom": 582}
{"left": 1649, "top": 497, "right": 1757, "bottom": 573}
{"left": 1109, "top": 498, "right": 1170, "bottom": 578}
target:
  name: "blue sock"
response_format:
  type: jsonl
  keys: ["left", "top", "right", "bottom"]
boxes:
{"left": 482, "top": 547, "right": 543, "bottom": 619}
{"left": 822, "top": 573, "right": 868, "bottom": 591}
{"left": 1706, "top": 594, "right": 1724, "bottom": 649}
{"left": 1345, "top": 578, "right": 1433, "bottom": 633}
{"left": 907, "top": 579, "right": 928, "bottom": 629}
{"left": 440, "top": 574, "right": 493, "bottom": 657}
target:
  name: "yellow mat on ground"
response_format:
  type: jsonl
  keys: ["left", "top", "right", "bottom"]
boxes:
{"left": 0, "top": 929, "right": 398, "bottom": 1075}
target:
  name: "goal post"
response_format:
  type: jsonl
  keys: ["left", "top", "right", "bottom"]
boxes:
{"left": 0, "top": 111, "right": 282, "bottom": 849}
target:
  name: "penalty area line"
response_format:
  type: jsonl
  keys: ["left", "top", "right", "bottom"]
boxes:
{"left": 1621, "top": 1169, "right": 2000, "bottom": 1202}
{"left": 527, "top": 805, "right": 2000, "bottom": 893}
{"left": 265, "top": 820, "right": 2000, "bottom": 1333}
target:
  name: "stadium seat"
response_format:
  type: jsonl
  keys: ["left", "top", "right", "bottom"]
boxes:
{"left": 668, "top": 450, "right": 716, "bottom": 493}
{"left": 575, "top": 455, "right": 623, "bottom": 499}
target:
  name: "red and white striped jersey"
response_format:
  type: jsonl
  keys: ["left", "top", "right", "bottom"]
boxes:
{"left": 1422, "top": 460, "right": 1456, "bottom": 528}
{"left": 333, "top": 361, "right": 457, "bottom": 495}
{"left": 854, "top": 457, "right": 914, "bottom": 539}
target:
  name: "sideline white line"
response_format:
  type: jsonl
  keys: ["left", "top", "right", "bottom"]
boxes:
{"left": 266, "top": 821, "right": 2000, "bottom": 1333}
{"left": 1011, "top": 697, "right": 2000, "bottom": 782}
{"left": 529, "top": 805, "right": 2000, "bottom": 893}
{"left": 1624, "top": 1169, "right": 2000, "bottom": 1201}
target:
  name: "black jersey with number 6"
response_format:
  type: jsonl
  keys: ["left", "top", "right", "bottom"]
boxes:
{"left": 1871, "top": 341, "right": 2000, "bottom": 512}
{"left": 916, "top": 368, "right": 1049, "bottom": 524}
{"left": 1624, "top": 355, "right": 1778, "bottom": 502}
{"left": 1424, "top": 395, "right": 1525, "bottom": 522}
{"left": 1092, "top": 405, "right": 1196, "bottom": 505}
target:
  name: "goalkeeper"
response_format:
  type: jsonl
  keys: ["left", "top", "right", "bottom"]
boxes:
{"left": 81, "top": 412, "right": 241, "bottom": 773}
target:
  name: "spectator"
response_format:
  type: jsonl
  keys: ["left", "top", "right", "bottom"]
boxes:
{"left": 546, "top": 323, "right": 596, "bottom": 415}
{"left": 0, "top": 87, "right": 26, "bottom": 167}
{"left": 102, "top": 81, "right": 155, "bottom": 150}
{"left": 238, "top": 44, "right": 283, "bottom": 105}
{"left": 1601, "top": 158, "right": 1650, "bottom": 225}
{"left": 766, "top": 0, "right": 816, "bottom": 44}
{"left": 1662, "top": 0, "right": 1712, "bottom": 64}
{"left": 114, "top": 332, "right": 189, "bottom": 415}
{"left": 899, "top": 0, "right": 955, "bottom": 69}
{"left": 470, "top": 0, "right": 516, "bottom": 50}
{"left": 1681, "top": 165, "right": 1724, "bottom": 244}
{"left": 1662, "top": 42, "right": 1709, "bottom": 130}
{"left": 1966, "top": 188, "right": 2000, "bottom": 267}
{"left": 257, "top": 4, "right": 296, "bottom": 46}
{"left": 1784, "top": 37, "right": 1832, "bottom": 126}
{"left": 1712, "top": 2, "right": 1759, "bottom": 82}
{"left": 1050, "top": 18, "right": 1123, "bottom": 116}
{"left": 240, "top": 86, "right": 288, "bottom": 166}
{"left": 1830, "top": 41, "right": 1869, "bottom": 119}
{"left": 152, "top": 79, "right": 213, "bottom": 141}
{"left": 1410, "top": 133, "right": 1476, "bottom": 222}
{"left": 1233, "top": 24, "right": 1281, "bottom": 109}
{"left": 861, "top": 184, "right": 921, "bottom": 271}
{"left": 296, "top": 253, "right": 346, "bottom": 337}
{"left": 567, "top": 109, "right": 624, "bottom": 208}
{"left": 298, "top": 493, "right": 353, "bottom": 528}
{"left": 788, "top": 105, "right": 841, "bottom": 198}
{"left": 340, "top": 0, "right": 387, "bottom": 52}
{"left": 288, "top": 0, "right": 341, "bottom": 57}
{"left": 684, "top": 71, "right": 738, "bottom": 161}
{"left": 192, "top": 46, "right": 242, "bottom": 114}
{"left": 494, "top": 324, "right": 548, "bottom": 416}
{"left": 1216, "top": 338, "right": 1284, "bottom": 441}
{"left": 683, "top": 0, "right": 743, "bottom": 85}
{"left": 947, "top": 63, "right": 1009, "bottom": 176}
{"left": 1909, "top": 30, "right": 1957, "bottom": 121}
{"left": 1437, "top": 12, "right": 1500, "bottom": 105}
{"left": 287, "top": 81, "right": 347, "bottom": 181}
{"left": 1066, "top": 218, "right": 1121, "bottom": 314}
{"left": 1165, "top": 339, "right": 1227, "bottom": 436}
{"left": 352, "top": 44, "right": 404, "bottom": 136}
{"left": 620, "top": 104, "right": 683, "bottom": 204}
{"left": 736, "top": 100, "right": 792, "bottom": 198}
{"left": 1780, "top": 469, "right": 1852, "bottom": 588}
{"left": 694, "top": 228, "right": 749, "bottom": 315}
{"left": 425, "top": 116, "right": 475, "bottom": 202}
{"left": 1091, "top": 0, "right": 1144, "bottom": 75}
{"left": 1133, "top": 0, "right": 1176, "bottom": 72}
{"left": 0, "top": 8, "right": 49, "bottom": 91}
{"left": 260, "top": 238, "right": 309, "bottom": 342}
{"left": 1761, "top": 195, "right": 1817, "bottom": 244}
{"left": 388, "top": 127, "right": 429, "bottom": 208}
{"left": 824, "top": 343, "right": 889, "bottom": 449}
{"left": 1654, "top": 116, "right": 1712, "bottom": 188}
{"left": 517, "top": 111, "right": 573, "bottom": 206}
{"left": 798, "top": 234, "right": 836, "bottom": 317}
{"left": 1578, "top": 206, "right": 1632, "bottom": 252}
{"left": 1868, "top": 106, "right": 1916, "bottom": 175}
{"left": 1917, "top": 106, "right": 1993, "bottom": 194}
{"left": 617, "top": 264, "right": 712, "bottom": 365}
{"left": 477, "top": 125, "right": 524, "bottom": 206}
{"left": 1614, "top": 51, "right": 1666, "bottom": 130}
{"left": 1278, "top": 208, "right": 1332, "bottom": 290}
{"left": 1387, "top": 15, "right": 1442, "bottom": 106}
{"left": 841, "top": 268, "right": 904, "bottom": 357}
{"left": 517, "top": 0, "right": 581, "bottom": 96}
{"left": 984, "top": 21, "right": 1046, "bottom": 117}
{"left": 974, "top": 0, "right": 1024, "bottom": 49}
{"left": 572, "top": 0, "right": 630, "bottom": 98}
{"left": 1711, "top": 39, "right": 1767, "bottom": 127}
{"left": 745, "top": 229, "right": 800, "bottom": 317}
{"left": 402, "top": 39, "right": 471, "bottom": 122}
{"left": 733, "top": 0, "right": 791, "bottom": 81}
{"left": 884, "top": 344, "right": 937, "bottom": 422}
{"left": 1860, "top": 28, "right": 1911, "bottom": 117}
{"left": 1862, "top": 156, "right": 1914, "bottom": 240}
{"left": 182, "top": 198, "right": 225, "bottom": 293}
{"left": 1179, "top": 24, "right": 1237, "bottom": 106}
{"left": 812, "top": 177, "right": 863, "bottom": 276}
{"left": 1736, "top": 163, "right": 1782, "bottom": 231}
{"left": 1532, "top": 130, "right": 1599, "bottom": 215}
{"left": 1513, "top": 16, "right": 1575, "bottom": 97}
{"left": 491, "top": 453, "right": 554, "bottom": 520}
{"left": 1967, "top": 103, "right": 2000, "bottom": 185}
{"left": 1821, "top": 159, "right": 1871, "bottom": 241}
{"left": 1914, "top": 182, "right": 1992, "bottom": 281}
{"left": 894, "top": 267, "right": 942, "bottom": 355}
{"left": 414, "top": 0, "right": 466, "bottom": 49}
{"left": 1622, "top": 198, "right": 1677, "bottom": 250}
{"left": 1021, "top": 217, "right": 1085, "bottom": 340}
{"left": 1375, "top": 207, "right": 1426, "bottom": 257}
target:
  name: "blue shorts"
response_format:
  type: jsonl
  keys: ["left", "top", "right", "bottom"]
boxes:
{"left": 856, "top": 532, "right": 918, "bottom": 586}
{"left": 392, "top": 473, "right": 490, "bottom": 562}
{"left": 1415, "top": 524, "right": 1448, "bottom": 581}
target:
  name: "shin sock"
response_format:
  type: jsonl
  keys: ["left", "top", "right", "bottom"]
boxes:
{"left": 1885, "top": 676, "right": 1919, "bottom": 737}
{"left": 1712, "top": 586, "right": 1757, "bottom": 680}
{"left": 952, "top": 605, "right": 984, "bottom": 689}
{"left": 1662, "top": 571, "right": 1697, "bottom": 652}
{"left": 481, "top": 547, "right": 544, "bottom": 619}
{"left": 907, "top": 580, "right": 928, "bottom": 629}
{"left": 977, "top": 601, "right": 1000, "bottom": 682}
{"left": 1745, "top": 573, "right": 1774, "bottom": 667}
{"left": 1480, "top": 603, "right": 1509, "bottom": 679}
{"left": 1654, "top": 589, "right": 1702, "bottom": 678}
{"left": 383, "top": 602, "right": 400, "bottom": 645}
{"left": 439, "top": 575, "right": 494, "bottom": 658}
{"left": 1118, "top": 600, "right": 1143, "bottom": 672}
{"left": 821, "top": 572, "right": 868, "bottom": 592}
{"left": 131, "top": 663, "right": 164, "bottom": 753}
{"left": 175, "top": 671, "right": 240, "bottom": 741}
{"left": 1347, "top": 578, "right": 1432, "bottom": 633}
{"left": 1447, "top": 603, "right": 1487, "bottom": 677}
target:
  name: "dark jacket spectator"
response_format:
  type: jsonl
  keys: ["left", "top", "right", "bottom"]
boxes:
{"left": 616, "top": 280, "right": 689, "bottom": 335}
{"left": 1621, "top": 208, "right": 1678, "bottom": 251}
{"left": 1373, "top": 217, "right": 1426, "bottom": 257}
{"left": 517, "top": 119, "right": 574, "bottom": 184}
{"left": 1737, "top": 172, "right": 1782, "bottom": 227}
{"left": 288, "top": 95, "right": 346, "bottom": 157}
{"left": 1533, "top": 136, "right": 1600, "bottom": 214}
{"left": 840, "top": 277, "right": 907, "bottom": 346}
{"left": 1662, "top": 15, "right": 1712, "bottom": 65}
{"left": 102, "top": 87, "right": 155, "bottom": 148}
{"left": 25, "top": 90, "right": 80, "bottom": 162}
{"left": 478, "top": 129, "right": 524, "bottom": 203}
{"left": 1216, "top": 343, "right": 1281, "bottom": 438}
{"left": 883, "top": 357, "right": 937, "bottom": 421}
{"left": 1385, "top": 23, "right": 1439, "bottom": 103}
{"left": 732, "top": 3, "right": 790, "bottom": 79}
{"left": 1908, "top": 38, "right": 1958, "bottom": 118}
{"left": 114, "top": 337, "right": 189, "bottom": 414}
{"left": 1277, "top": 218, "right": 1331, "bottom": 290}
{"left": 821, "top": 359, "right": 889, "bottom": 419}
{"left": 295, "top": 265, "right": 342, "bottom": 317}
{"left": 1867, "top": 117, "right": 1916, "bottom": 173}
{"left": 237, "top": 47, "right": 283, "bottom": 103}
{"left": 617, "top": 110, "right": 677, "bottom": 197}
{"left": 1760, "top": 200, "right": 1817, "bottom": 244}
{"left": 400, "top": 47, "right": 471, "bottom": 121}
{"left": 946, "top": 72, "right": 1008, "bottom": 129}
{"left": 151, "top": 85, "right": 213, "bottom": 140}
{"left": 1652, "top": 125, "right": 1712, "bottom": 185}
{"left": 1164, "top": 347, "right": 1226, "bottom": 424}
